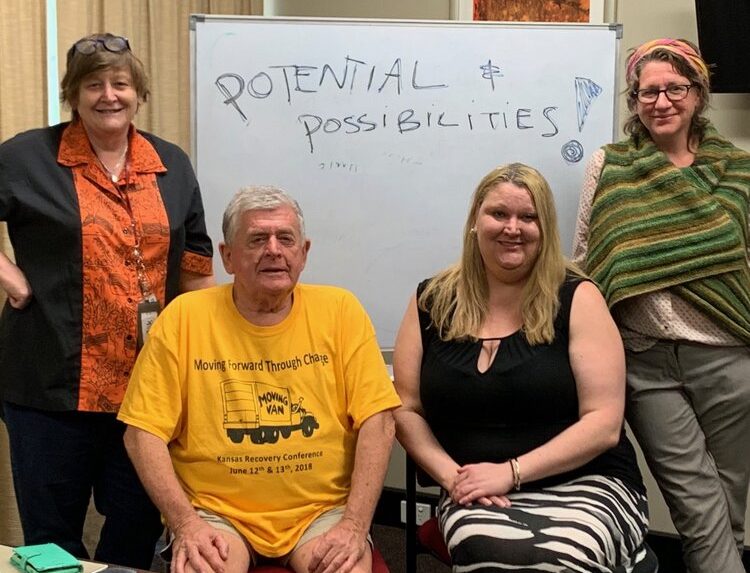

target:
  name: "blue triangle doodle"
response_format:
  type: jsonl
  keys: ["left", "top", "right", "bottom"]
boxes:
{"left": 575, "top": 77, "right": 603, "bottom": 132}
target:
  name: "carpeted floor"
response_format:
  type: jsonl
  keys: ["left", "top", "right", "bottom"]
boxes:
{"left": 371, "top": 524, "right": 449, "bottom": 573}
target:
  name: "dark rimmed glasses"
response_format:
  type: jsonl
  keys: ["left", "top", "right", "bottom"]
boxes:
{"left": 74, "top": 36, "right": 131, "bottom": 56}
{"left": 634, "top": 84, "right": 695, "bottom": 104}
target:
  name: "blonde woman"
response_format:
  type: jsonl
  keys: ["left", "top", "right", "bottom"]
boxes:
{"left": 395, "top": 163, "right": 648, "bottom": 571}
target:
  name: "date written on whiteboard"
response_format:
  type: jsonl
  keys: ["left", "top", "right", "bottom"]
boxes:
{"left": 318, "top": 161, "right": 359, "bottom": 173}
{"left": 385, "top": 153, "right": 423, "bottom": 166}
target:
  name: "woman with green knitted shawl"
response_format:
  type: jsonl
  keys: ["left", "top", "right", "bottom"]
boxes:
{"left": 573, "top": 39, "right": 750, "bottom": 573}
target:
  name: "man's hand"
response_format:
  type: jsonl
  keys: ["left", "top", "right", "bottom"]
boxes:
{"left": 306, "top": 517, "right": 367, "bottom": 573}
{"left": 123, "top": 428, "right": 232, "bottom": 573}
{"left": 171, "top": 515, "right": 230, "bottom": 573}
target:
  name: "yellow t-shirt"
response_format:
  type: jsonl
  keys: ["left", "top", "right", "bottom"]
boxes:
{"left": 118, "top": 283, "right": 400, "bottom": 557}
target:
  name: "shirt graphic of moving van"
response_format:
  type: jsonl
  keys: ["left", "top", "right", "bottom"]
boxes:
{"left": 221, "top": 380, "right": 320, "bottom": 444}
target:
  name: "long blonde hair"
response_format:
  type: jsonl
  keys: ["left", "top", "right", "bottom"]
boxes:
{"left": 419, "top": 163, "right": 581, "bottom": 345}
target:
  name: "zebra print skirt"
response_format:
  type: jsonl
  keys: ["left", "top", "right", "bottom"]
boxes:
{"left": 439, "top": 474, "right": 649, "bottom": 572}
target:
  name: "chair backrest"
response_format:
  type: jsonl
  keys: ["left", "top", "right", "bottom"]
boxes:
{"left": 632, "top": 544, "right": 659, "bottom": 573}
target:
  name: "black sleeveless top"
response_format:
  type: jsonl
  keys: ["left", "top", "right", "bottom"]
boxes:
{"left": 418, "top": 276, "right": 644, "bottom": 492}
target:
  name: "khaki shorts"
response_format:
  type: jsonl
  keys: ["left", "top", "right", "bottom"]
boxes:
{"left": 193, "top": 506, "right": 372, "bottom": 566}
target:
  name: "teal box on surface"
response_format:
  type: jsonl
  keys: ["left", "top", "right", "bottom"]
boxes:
{"left": 10, "top": 544, "right": 83, "bottom": 573}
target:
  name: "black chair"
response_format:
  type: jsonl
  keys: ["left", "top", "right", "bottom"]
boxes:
{"left": 636, "top": 544, "right": 660, "bottom": 572}
{"left": 405, "top": 455, "right": 659, "bottom": 573}
{"left": 405, "top": 456, "right": 449, "bottom": 573}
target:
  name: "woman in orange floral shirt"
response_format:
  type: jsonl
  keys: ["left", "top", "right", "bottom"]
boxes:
{"left": 0, "top": 33, "right": 214, "bottom": 568}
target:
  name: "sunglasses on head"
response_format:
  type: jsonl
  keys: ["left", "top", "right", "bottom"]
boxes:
{"left": 74, "top": 36, "right": 130, "bottom": 56}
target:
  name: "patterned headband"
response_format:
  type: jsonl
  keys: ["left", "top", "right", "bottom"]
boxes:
{"left": 626, "top": 38, "right": 709, "bottom": 83}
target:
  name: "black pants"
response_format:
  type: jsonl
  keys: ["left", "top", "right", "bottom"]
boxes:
{"left": 2, "top": 402, "right": 163, "bottom": 569}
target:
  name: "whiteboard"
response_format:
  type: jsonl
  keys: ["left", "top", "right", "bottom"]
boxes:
{"left": 191, "top": 15, "right": 621, "bottom": 347}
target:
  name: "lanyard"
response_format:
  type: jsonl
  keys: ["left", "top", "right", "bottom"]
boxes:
{"left": 112, "top": 163, "right": 154, "bottom": 299}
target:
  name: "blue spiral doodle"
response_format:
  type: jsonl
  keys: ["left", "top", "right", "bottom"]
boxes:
{"left": 561, "top": 140, "right": 584, "bottom": 164}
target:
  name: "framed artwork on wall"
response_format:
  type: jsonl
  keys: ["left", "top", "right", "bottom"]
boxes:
{"left": 450, "top": 0, "right": 605, "bottom": 23}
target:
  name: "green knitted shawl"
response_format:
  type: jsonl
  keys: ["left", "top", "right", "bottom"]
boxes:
{"left": 586, "top": 125, "right": 750, "bottom": 343}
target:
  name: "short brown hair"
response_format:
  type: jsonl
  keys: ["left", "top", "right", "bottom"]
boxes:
{"left": 60, "top": 33, "right": 150, "bottom": 119}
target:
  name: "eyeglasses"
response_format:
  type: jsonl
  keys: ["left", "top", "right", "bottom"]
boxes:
{"left": 74, "top": 36, "right": 131, "bottom": 56}
{"left": 634, "top": 84, "right": 695, "bottom": 104}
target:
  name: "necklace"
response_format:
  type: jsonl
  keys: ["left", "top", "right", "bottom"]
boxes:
{"left": 97, "top": 144, "right": 129, "bottom": 183}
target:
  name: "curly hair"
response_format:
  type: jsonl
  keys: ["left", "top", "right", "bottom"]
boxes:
{"left": 622, "top": 39, "right": 710, "bottom": 146}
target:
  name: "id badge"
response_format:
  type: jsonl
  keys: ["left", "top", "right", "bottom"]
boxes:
{"left": 136, "top": 295, "right": 161, "bottom": 349}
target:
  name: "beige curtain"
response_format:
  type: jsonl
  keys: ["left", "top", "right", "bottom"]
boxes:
{"left": 0, "top": 0, "right": 47, "bottom": 267}
{"left": 1, "top": 0, "right": 259, "bottom": 549}
{"left": 0, "top": 0, "right": 47, "bottom": 548}
{"left": 0, "top": 0, "right": 47, "bottom": 140}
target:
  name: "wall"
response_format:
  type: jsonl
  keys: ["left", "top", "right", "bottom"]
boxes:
{"left": 616, "top": 0, "right": 750, "bottom": 152}
{"left": 265, "top": 0, "right": 452, "bottom": 19}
